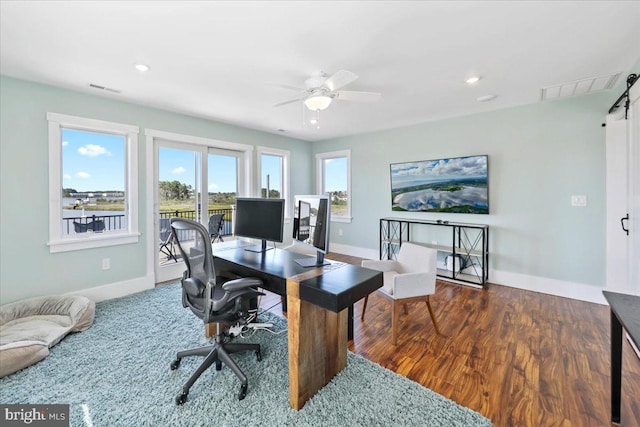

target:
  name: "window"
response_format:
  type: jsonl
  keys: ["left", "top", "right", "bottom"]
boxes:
{"left": 47, "top": 113, "right": 140, "bottom": 252}
{"left": 257, "top": 146, "right": 290, "bottom": 216}
{"left": 316, "top": 149, "right": 351, "bottom": 222}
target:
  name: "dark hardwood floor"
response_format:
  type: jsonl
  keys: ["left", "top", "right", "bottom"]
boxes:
{"left": 258, "top": 252, "right": 640, "bottom": 427}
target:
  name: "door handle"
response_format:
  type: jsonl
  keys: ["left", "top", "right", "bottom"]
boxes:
{"left": 621, "top": 214, "right": 629, "bottom": 236}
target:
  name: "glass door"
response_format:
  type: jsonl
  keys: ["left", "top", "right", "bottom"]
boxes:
{"left": 155, "top": 142, "right": 202, "bottom": 282}
{"left": 155, "top": 141, "right": 245, "bottom": 283}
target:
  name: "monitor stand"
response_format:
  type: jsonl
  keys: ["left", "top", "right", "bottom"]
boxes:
{"left": 244, "top": 239, "right": 273, "bottom": 253}
{"left": 295, "top": 250, "right": 330, "bottom": 267}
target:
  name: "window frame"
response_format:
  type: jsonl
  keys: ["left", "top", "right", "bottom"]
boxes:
{"left": 47, "top": 112, "right": 140, "bottom": 253}
{"left": 256, "top": 146, "right": 290, "bottom": 218}
{"left": 316, "top": 149, "right": 352, "bottom": 223}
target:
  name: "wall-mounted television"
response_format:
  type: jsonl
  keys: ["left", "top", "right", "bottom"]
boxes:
{"left": 292, "top": 195, "right": 331, "bottom": 267}
{"left": 390, "top": 154, "right": 488, "bottom": 214}
{"left": 234, "top": 198, "right": 285, "bottom": 252}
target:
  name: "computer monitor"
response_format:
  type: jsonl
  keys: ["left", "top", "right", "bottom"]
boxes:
{"left": 234, "top": 198, "right": 285, "bottom": 252}
{"left": 292, "top": 195, "right": 331, "bottom": 267}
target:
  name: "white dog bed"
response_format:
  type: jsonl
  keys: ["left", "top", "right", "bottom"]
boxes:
{"left": 0, "top": 295, "right": 95, "bottom": 377}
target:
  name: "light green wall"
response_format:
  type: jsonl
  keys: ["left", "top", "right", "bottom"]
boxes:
{"left": 0, "top": 73, "right": 622, "bottom": 302}
{"left": 0, "top": 76, "right": 312, "bottom": 303}
{"left": 312, "top": 91, "right": 619, "bottom": 288}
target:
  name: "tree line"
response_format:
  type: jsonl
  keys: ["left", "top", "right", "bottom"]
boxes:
{"left": 159, "top": 180, "right": 281, "bottom": 201}
{"left": 159, "top": 180, "right": 193, "bottom": 200}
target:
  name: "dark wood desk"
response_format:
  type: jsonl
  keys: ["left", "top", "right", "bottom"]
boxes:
{"left": 602, "top": 291, "right": 640, "bottom": 425}
{"left": 212, "top": 242, "right": 382, "bottom": 410}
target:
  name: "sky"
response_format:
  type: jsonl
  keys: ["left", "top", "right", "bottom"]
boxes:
{"left": 159, "top": 148, "right": 285, "bottom": 194}
{"left": 62, "top": 129, "right": 347, "bottom": 194}
{"left": 323, "top": 157, "right": 347, "bottom": 192}
{"left": 390, "top": 155, "right": 487, "bottom": 187}
{"left": 62, "top": 128, "right": 124, "bottom": 192}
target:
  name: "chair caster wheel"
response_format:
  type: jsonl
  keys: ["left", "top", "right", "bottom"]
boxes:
{"left": 238, "top": 384, "right": 247, "bottom": 400}
{"left": 170, "top": 359, "right": 181, "bottom": 370}
{"left": 215, "top": 362, "right": 222, "bottom": 371}
{"left": 175, "top": 393, "right": 188, "bottom": 405}
{"left": 256, "top": 350, "right": 262, "bottom": 362}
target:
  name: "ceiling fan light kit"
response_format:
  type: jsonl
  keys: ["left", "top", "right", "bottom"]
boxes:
{"left": 304, "top": 94, "right": 332, "bottom": 111}
{"left": 272, "top": 69, "right": 381, "bottom": 121}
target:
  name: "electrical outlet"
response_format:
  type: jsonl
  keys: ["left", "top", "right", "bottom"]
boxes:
{"left": 338, "top": 228, "right": 343, "bottom": 236}
{"left": 571, "top": 195, "right": 587, "bottom": 207}
{"left": 431, "top": 240, "right": 438, "bottom": 246}
{"left": 102, "top": 258, "right": 110, "bottom": 270}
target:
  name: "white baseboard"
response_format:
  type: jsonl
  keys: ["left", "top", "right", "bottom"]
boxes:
{"left": 65, "top": 274, "right": 154, "bottom": 302}
{"left": 488, "top": 269, "right": 606, "bottom": 305}
{"left": 70, "top": 244, "right": 608, "bottom": 305}
{"left": 332, "top": 243, "right": 607, "bottom": 305}
{"left": 330, "top": 243, "right": 378, "bottom": 261}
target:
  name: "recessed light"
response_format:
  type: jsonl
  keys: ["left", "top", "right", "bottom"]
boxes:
{"left": 477, "top": 94, "right": 497, "bottom": 102}
{"left": 135, "top": 63, "right": 150, "bottom": 72}
{"left": 465, "top": 76, "right": 481, "bottom": 84}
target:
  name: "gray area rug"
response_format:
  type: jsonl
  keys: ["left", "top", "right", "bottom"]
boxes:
{"left": 0, "top": 284, "right": 492, "bottom": 426}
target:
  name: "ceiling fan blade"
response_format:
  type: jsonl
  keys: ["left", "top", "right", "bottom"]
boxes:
{"left": 265, "top": 82, "right": 306, "bottom": 92}
{"left": 273, "top": 96, "right": 304, "bottom": 107}
{"left": 324, "top": 70, "right": 358, "bottom": 91}
{"left": 334, "top": 91, "right": 381, "bottom": 102}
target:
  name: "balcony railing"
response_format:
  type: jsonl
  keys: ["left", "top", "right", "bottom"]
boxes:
{"left": 159, "top": 208, "right": 234, "bottom": 236}
{"left": 63, "top": 214, "right": 126, "bottom": 235}
{"left": 63, "top": 208, "right": 235, "bottom": 236}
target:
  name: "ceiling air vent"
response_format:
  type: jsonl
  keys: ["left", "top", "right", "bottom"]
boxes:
{"left": 541, "top": 72, "right": 620, "bottom": 101}
{"left": 89, "top": 83, "right": 121, "bottom": 94}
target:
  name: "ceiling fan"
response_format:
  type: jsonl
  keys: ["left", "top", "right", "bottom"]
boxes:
{"left": 270, "top": 70, "right": 381, "bottom": 111}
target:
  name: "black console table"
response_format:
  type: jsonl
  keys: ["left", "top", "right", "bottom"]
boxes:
{"left": 380, "top": 217, "right": 489, "bottom": 287}
{"left": 602, "top": 291, "right": 640, "bottom": 425}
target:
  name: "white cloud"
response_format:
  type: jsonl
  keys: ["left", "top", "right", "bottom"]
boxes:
{"left": 76, "top": 172, "right": 91, "bottom": 179}
{"left": 77, "top": 144, "right": 110, "bottom": 157}
{"left": 171, "top": 166, "right": 186, "bottom": 175}
{"left": 208, "top": 183, "right": 219, "bottom": 191}
{"left": 62, "top": 140, "right": 69, "bottom": 147}
{"left": 63, "top": 173, "right": 71, "bottom": 180}
{"left": 392, "top": 156, "right": 486, "bottom": 180}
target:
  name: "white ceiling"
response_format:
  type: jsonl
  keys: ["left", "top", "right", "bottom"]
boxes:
{"left": 1, "top": 1, "right": 639, "bottom": 142}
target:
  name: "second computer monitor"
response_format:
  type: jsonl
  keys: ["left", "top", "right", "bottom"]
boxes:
{"left": 293, "top": 195, "right": 331, "bottom": 267}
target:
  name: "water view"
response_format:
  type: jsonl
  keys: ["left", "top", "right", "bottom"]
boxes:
{"left": 390, "top": 155, "right": 488, "bottom": 214}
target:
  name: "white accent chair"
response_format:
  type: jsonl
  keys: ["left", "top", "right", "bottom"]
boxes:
{"left": 361, "top": 242, "right": 441, "bottom": 345}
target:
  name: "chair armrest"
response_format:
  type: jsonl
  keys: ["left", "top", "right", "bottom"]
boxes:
{"left": 222, "top": 277, "right": 262, "bottom": 292}
{"left": 210, "top": 278, "right": 264, "bottom": 314}
{"left": 361, "top": 259, "right": 400, "bottom": 272}
{"left": 393, "top": 272, "right": 436, "bottom": 299}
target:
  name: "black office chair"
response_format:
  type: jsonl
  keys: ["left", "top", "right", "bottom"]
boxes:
{"left": 169, "top": 218, "right": 264, "bottom": 404}
{"left": 208, "top": 213, "right": 225, "bottom": 243}
{"left": 73, "top": 219, "right": 105, "bottom": 233}
{"left": 159, "top": 218, "right": 177, "bottom": 262}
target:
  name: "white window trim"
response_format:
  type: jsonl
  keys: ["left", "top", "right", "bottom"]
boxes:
{"left": 47, "top": 112, "right": 140, "bottom": 253}
{"left": 256, "top": 146, "right": 291, "bottom": 219}
{"left": 316, "top": 149, "right": 352, "bottom": 223}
